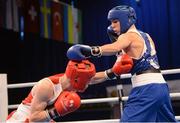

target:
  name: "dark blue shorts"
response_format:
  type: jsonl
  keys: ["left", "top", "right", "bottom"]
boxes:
{"left": 121, "top": 83, "right": 177, "bottom": 122}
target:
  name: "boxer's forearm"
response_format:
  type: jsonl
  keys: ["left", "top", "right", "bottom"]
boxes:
{"left": 100, "top": 43, "right": 120, "bottom": 56}
{"left": 89, "top": 72, "right": 108, "bottom": 85}
{"left": 29, "top": 110, "right": 51, "bottom": 122}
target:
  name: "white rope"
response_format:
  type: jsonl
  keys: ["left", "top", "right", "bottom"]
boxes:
{"left": 120, "top": 68, "right": 180, "bottom": 79}
{"left": 60, "top": 116, "right": 180, "bottom": 123}
{"left": 7, "top": 82, "right": 36, "bottom": 89}
{"left": 61, "top": 119, "right": 119, "bottom": 123}
{"left": 161, "top": 68, "right": 180, "bottom": 75}
{"left": 7, "top": 68, "right": 180, "bottom": 89}
{"left": 170, "top": 93, "right": 180, "bottom": 98}
{"left": 81, "top": 97, "right": 127, "bottom": 104}
{"left": 8, "top": 92, "right": 180, "bottom": 109}
{"left": 176, "top": 116, "right": 180, "bottom": 120}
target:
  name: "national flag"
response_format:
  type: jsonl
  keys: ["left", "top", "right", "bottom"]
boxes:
{"left": 63, "top": 4, "right": 82, "bottom": 44}
{"left": 63, "top": 5, "right": 68, "bottom": 42}
{"left": 51, "top": 1, "right": 64, "bottom": 41}
{"left": 72, "top": 7, "right": 78, "bottom": 44}
{"left": 24, "top": 0, "right": 40, "bottom": 33}
{"left": 39, "top": 0, "right": 51, "bottom": 39}
{"left": 67, "top": 5, "right": 74, "bottom": 44}
{"left": 72, "top": 8, "right": 82, "bottom": 44}
{"left": 63, "top": 5, "right": 74, "bottom": 44}
{"left": 5, "top": 0, "right": 13, "bottom": 30}
{"left": 2, "top": 0, "right": 22, "bottom": 31}
{"left": 12, "top": 0, "right": 22, "bottom": 32}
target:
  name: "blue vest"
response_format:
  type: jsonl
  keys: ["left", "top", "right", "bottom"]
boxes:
{"left": 130, "top": 31, "right": 160, "bottom": 75}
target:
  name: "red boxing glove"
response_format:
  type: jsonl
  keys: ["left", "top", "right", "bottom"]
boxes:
{"left": 105, "top": 54, "right": 133, "bottom": 80}
{"left": 112, "top": 54, "right": 133, "bottom": 75}
{"left": 47, "top": 91, "right": 81, "bottom": 120}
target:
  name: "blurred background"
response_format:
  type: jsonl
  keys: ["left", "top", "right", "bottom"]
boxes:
{"left": 0, "top": 0, "right": 180, "bottom": 121}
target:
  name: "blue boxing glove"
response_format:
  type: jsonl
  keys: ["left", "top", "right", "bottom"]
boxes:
{"left": 107, "top": 26, "right": 119, "bottom": 42}
{"left": 67, "top": 44, "right": 102, "bottom": 61}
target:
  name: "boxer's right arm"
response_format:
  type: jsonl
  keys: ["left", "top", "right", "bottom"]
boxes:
{"left": 67, "top": 26, "right": 118, "bottom": 61}
{"left": 67, "top": 31, "right": 134, "bottom": 61}
{"left": 29, "top": 79, "right": 54, "bottom": 122}
{"left": 105, "top": 54, "right": 133, "bottom": 80}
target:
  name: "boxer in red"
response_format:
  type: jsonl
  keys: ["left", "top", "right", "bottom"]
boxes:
{"left": 6, "top": 60, "right": 96, "bottom": 122}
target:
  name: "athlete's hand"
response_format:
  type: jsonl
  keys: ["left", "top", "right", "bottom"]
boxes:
{"left": 67, "top": 44, "right": 102, "bottom": 61}
{"left": 47, "top": 91, "right": 81, "bottom": 119}
{"left": 105, "top": 54, "right": 133, "bottom": 80}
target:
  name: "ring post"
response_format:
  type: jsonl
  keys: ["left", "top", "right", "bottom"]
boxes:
{"left": 0, "top": 74, "right": 8, "bottom": 121}
{"left": 117, "top": 84, "right": 124, "bottom": 116}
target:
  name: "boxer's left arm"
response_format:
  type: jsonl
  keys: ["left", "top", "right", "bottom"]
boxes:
{"left": 89, "top": 71, "right": 108, "bottom": 85}
{"left": 89, "top": 54, "right": 133, "bottom": 85}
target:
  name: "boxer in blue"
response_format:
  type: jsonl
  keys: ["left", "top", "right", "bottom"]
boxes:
{"left": 66, "top": 5, "right": 177, "bottom": 122}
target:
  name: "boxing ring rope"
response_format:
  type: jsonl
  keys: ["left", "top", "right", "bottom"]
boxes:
{"left": 6, "top": 92, "right": 180, "bottom": 108}
{"left": 1, "top": 68, "right": 180, "bottom": 122}
{"left": 6, "top": 68, "right": 180, "bottom": 89}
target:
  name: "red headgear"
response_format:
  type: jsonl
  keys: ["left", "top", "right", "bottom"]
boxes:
{"left": 65, "top": 60, "right": 96, "bottom": 92}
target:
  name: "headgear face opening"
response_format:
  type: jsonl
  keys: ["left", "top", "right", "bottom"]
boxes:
{"left": 65, "top": 60, "right": 96, "bottom": 92}
{"left": 107, "top": 5, "right": 137, "bottom": 34}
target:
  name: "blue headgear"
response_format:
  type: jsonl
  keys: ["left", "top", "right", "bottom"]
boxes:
{"left": 107, "top": 5, "right": 137, "bottom": 34}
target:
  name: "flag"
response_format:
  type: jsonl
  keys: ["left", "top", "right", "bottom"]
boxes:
{"left": 39, "top": 0, "right": 51, "bottom": 39}
{"left": 67, "top": 5, "right": 73, "bottom": 44}
{"left": 24, "top": 0, "right": 39, "bottom": 33}
{"left": 63, "top": 4, "right": 82, "bottom": 44}
{"left": 63, "top": 5, "right": 68, "bottom": 42}
{"left": 63, "top": 5, "right": 74, "bottom": 44}
{"left": 51, "top": 1, "right": 64, "bottom": 41}
{"left": 5, "top": 0, "right": 13, "bottom": 30}
{"left": 12, "top": 0, "right": 22, "bottom": 32}
{"left": 2, "top": 0, "right": 22, "bottom": 31}
{"left": 72, "top": 8, "right": 82, "bottom": 44}
{"left": 72, "top": 7, "right": 78, "bottom": 44}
